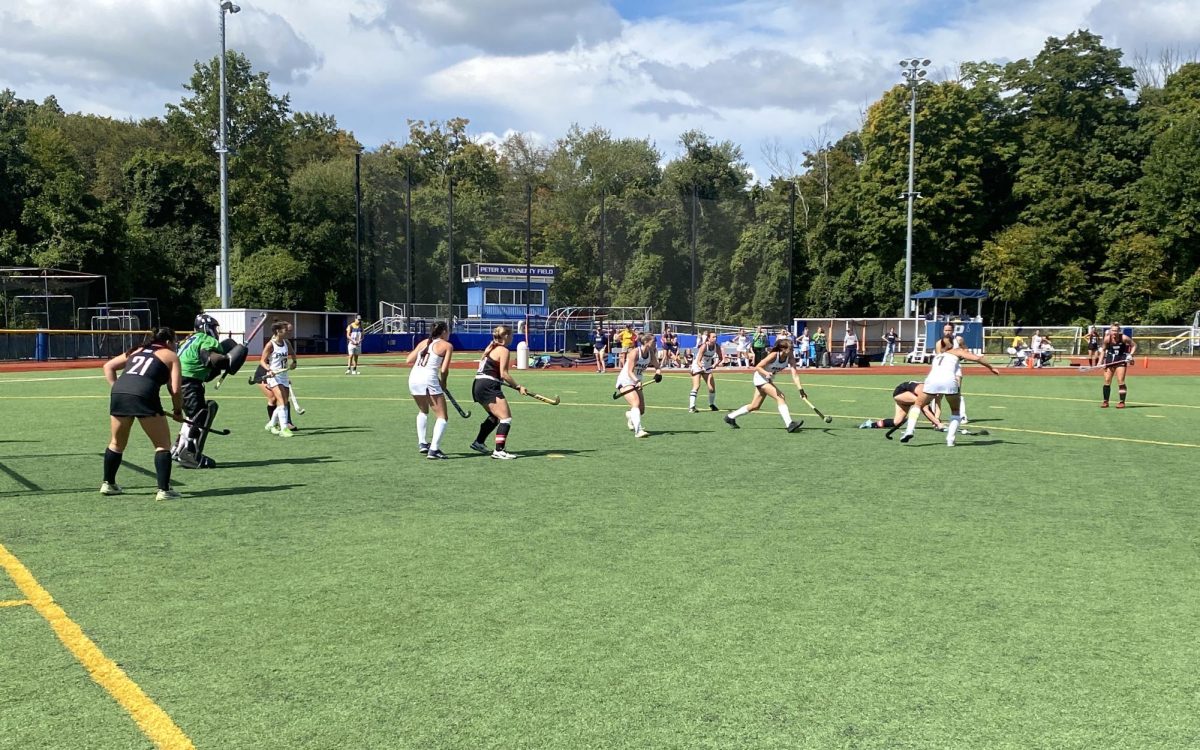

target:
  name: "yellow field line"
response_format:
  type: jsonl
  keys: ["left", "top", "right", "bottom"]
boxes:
{"left": 1, "top": 598, "right": 31, "bottom": 607}
{"left": 0, "top": 543, "right": 195, "bottom": 750}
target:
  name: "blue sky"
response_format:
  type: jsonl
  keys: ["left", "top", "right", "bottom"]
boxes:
{"left": 1, "top": 0, "right": 1197, "bottom": 180}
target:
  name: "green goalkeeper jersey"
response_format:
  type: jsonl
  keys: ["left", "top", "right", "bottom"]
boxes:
{"left": 178, "top": 331, "right": 221, "bottom": 380}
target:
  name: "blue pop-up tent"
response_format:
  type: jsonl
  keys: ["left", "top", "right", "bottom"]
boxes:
{"left": 912, "top": 288, "right": 988, "bottom": 321}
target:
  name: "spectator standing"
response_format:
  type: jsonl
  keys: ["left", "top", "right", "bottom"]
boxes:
{"left": 751, "top": 326, "right": 769, "bottom": 365}
{"left": 843, "top": 326, "right": 859, "bottom": 367}
{"left": 592, "top": 325, "right": 609, "bottom": 374}
{"left": 797, "top": 327, "right": 811, "bottom": 367}
{"left": 812, "top": 327, "right": 827, "bottom": 367}
{"left": 733, "top": 328, "right": 751, "bottom": 367}
{"left": 882, "top": 327, "right": 899, "bottom": 365}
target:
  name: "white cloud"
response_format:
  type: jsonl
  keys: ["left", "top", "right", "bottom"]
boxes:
{"left": 0, "top": 0, "right": 1196, "bottom": 179}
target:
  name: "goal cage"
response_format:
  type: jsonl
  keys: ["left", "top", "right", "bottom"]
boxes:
{"left": 545, "top": 307, "right": 652, "bottom": 355}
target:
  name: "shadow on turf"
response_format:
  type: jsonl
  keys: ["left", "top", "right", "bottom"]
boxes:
{"left": 187, "top": 483, "right": 305, "bottom": 498}
{"left": 219, "top": 456, "right": 340, "bottom": 468}
{"left": 295, "top": 426, "right": 372, "bottom": 436}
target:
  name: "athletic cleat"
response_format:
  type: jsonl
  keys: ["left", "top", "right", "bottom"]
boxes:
{"left": 1116, "top": 402, "right": 1126, "bottom": 409}
{"left": 99, "top": 481, "right": 124, "bottom": 496}
{"left": 286, "top": 424, "right": 299, "bottom": 431}
{"left": 155, "top": 488, "right": 182, "bottom": 501}
{"left": 427, "top": 449, "right": 449, "bottom": 460}
{"left": 491, "top": 450, "right": 517, "bottom": 460}
{"left": 786, "top": 420, "right": 804, "bottom": 433}
{"left": 345, "top": 369, "right": 352, "bottom": 375}
{"left": 724, "top": 415, "right": 739, "bottom": 429}
{"left": 858, "top": 420, "right": 873, "bottom": 429}
{"left": 688, "top": 407, "right": 698, "bottom": 413}
{"left": 900, "top": 432, "right": 915, "bottom": 443}
{"left": 265, "top": 422, "right": 275, "bottom": 432}
{"left": 1101, "top": 400, "right": 1109, "bottom": 408}
{"left": 418, "top": 443, "right": 430, "bottom": 454}
{"left": 470, "top": 441, "right": 490, "bottom": 454}
{"left": 269, "top": 426, "right": 281, "bottom": 435}
{"left": 946, "top": 439, "right": 956, "bottom": 447}
{"left": 635, "top": 429, "right": 650, "bottom": 438}
{"left": 277, "top": 428, "right": 294, "bottom": 438}
{"left": 959, "top": 417, "right": 969, "bottom": 424}
{"left": 709, "top": 404, "right": 719, "bottom": 411}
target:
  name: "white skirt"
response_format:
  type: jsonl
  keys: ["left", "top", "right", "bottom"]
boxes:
{"left": 408, "top": 372, "right": 443, "bottom": 396}
{"left": 616, "top": 374, "right": 641, "bottom": 390}
{"left": 752, "top": 372, "right": 774, "bottom": 388}
{"left": 923, "top": 374, "right": 959, "bottom": 395}
{"left": 265, "top": 371, "right": 291, "bottom": 389}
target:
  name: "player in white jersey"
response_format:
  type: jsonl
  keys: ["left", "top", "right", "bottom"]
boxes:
{"left": 406, "top": 321, "right": 454, "bottom": 459}
{"left": 724, "top": 338, "right": 805, "bottom": 432}
{"left": 616, "top": 333, "right": 661, "bottom": 438}
{"left": 261, "top": 321, "right": 297, "bottom": 437}
{"left": 898, "top": 341, "right": 998, "bottom": 445}
{"left": 934, "top": 325, "right": 969, "bottom": 423}
{"left": 689, "top": 331, "right": 724, "bottom": 412}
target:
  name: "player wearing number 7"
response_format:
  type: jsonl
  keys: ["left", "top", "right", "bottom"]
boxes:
{"left": 897, "top": 340, "right": 999, "bottom": 446}
{"left": 688, "top": 331, "right": 724, "bottom": 413}
{"left": 1100, "top": 322, "right": 1136, "bottom": 408}
{"left": 724, "top": 338, "right": 805, "bottom": 432}
{"left": 616, "top": 333, "right": 661, "bottom": 438}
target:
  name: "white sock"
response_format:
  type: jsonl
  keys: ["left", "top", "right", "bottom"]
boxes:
{"left": 958, "top": 395, "right": 967, "bottom": 420}
{"left": 708, "top": 391, "right": 716, "bottom": 406}
{"left": 629, "top": 408, "right": 642, "bottom": 432}
{"left": 729, "top": 406, "right": 750, "bottom": 419}
{"left": 903, "top": 404, "right": 920, "bottom": 435}
{"left": 430, "top": 418, "right": 447, "bottom": 451}
{"left": 416, "top": 412, "right": 428, "bottom": 444}
{"left": 689, "top": 391, "right": 697, "bottom": 409}
{"left": 947, "top": 417, "right": 960, "bottom": 444}
{"left": 276, "top": 404, "right": 289, "bottom": 428}
{"left": 777, "top": 402, "right": 792, "bottom": 426}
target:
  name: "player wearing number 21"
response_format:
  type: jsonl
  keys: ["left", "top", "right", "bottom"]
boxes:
{"left": 407, "top": 321, "right": 454, "bottom": 460}
{"left": 724, "top": 338, "right": 805, "bottom": 432}
{"left": 899, "top": 340, "right": 999, "bottom": 446}
{"left": 101, "top": 327, "right": 185, "bottom": 501}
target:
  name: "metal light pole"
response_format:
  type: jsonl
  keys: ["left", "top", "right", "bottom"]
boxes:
{"left": 354, "top": 150, "right": 362, "bottom": 316}
{"left": 900, "top": 57, "right": 930, "bottom": 319}
{"left": 217, "top": 0, "right": 240, "bottom": 308}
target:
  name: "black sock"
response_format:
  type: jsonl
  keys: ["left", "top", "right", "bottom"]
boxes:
{"left": 103, "top": 448, "right": 122, "bottom": 484}
{"left": 1118, "top": 386, "right": 1127, "bottom": 403}
{"left": 267, "top": 404, "right": 276, "bottom": 418}
{"left": 475, "top": 416, "right": 498, "bottom": 444}
{"left": 154, "top": 450, "right": 172, "bottom": 491}
{"left": 881, "top": 419, "right": 895, "bottom": 428}
{"left": 496, "top": 421, "right": 511, "bottom": 450}
{"left": 1103, "top": 385, "right": 1111, "bottom": 401}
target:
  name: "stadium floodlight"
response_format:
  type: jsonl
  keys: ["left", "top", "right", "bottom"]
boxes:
{"left": 217, "top": 0, "right": 241, "bottom": 307}
{"left": 899, "top": 57, "right": 931, "bottom": 318}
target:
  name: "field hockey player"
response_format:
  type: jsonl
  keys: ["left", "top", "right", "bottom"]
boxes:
{"left": 616, "top": 332, "right": 661, "bottom": 438}
{"left": 407, "top": 321, "right": 454, "bottom": 459}
{"left": 688, "top": 331, "right": 723, "bottom": 413}
{"left": 724, "top": 338, "right": 804, "bottom": 432}
{"left": 471, "top": 325, "right": 527, "bottom": 459}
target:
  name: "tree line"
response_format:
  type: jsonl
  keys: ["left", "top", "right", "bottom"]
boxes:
{"left": 1, "top": 30, "right": 1198, "bottom": 329}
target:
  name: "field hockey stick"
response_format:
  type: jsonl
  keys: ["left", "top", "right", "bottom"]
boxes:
{"left": 799, "top": 392, "right": 833, "bottom": 423}
{"left": 505, "top": 382, "right": 560, "bottom": 405}
{"left": 614, "top": 376, "right": 662, "bottom": 400}
{"left": 287, "top": 379, "right": 305, "bottom": 414}
{"left": 180, "top": 418, "right": 230, "bottom": 436}
{"left": 215, "top": 313, "right": 269, "bottom": 391}
{"left": 1079, "top": 357, "right": 1135, "bottom": 373}
{"left": 444, "top": 386, "right": 471, "bottom": 418}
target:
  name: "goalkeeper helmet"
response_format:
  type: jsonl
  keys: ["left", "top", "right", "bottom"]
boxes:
{"left": 194, "top": 313, "right": 219, "bottom": 338}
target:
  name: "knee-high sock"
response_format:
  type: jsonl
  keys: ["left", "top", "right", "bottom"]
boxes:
{"left": 154, "top": 449, "right": 172, "bottom": 490}
{"left": 777, "top": 402, "right": 792, "bottom": 425}
{"left": 689, "top": 390, "right": 697, "bottom": 409}
{"left": 1118, "top": 385, "right": 1127, "bottom": 403}
{"left": 947, "top": 417, "right": 961, "bottom": 443}
{"left": 430, "top": 418, "right": 447, "bottom": 451}
{"left": 879, "top": 418, "right": 895, "bottom": 428}
{"left": 708, "top": 389, "right": 716, "bottom": 406}
{"left": 103, "top": 448, "right": 122, "bottom": 484}
{"left": 275, "top": 404, "right": 290, "bottom": 429}
{"left": 958, "top": 395, "right": 967, "bottom": 419}
{"left": 416, "top": 412, "right": 429, "bottom": 444}
{"left": 476, "top": 415, "right": 499, "bottom": 444}
{"left": 495, "top": 418, "right": 512, "bottom": 449}
{"left": 1103, "top": 385, "right": 1111, "bottom": 401}
{"left": 729, "top": 405, "right": 750, "bottom": 419}
{"left": 903, "top": 404, "right": 920, "bottom": 435}
{"left": 267, "top": 404, "right": 276, "bottom": 418}
{"left": 628, "top": 408, "right": 642, "bottom": 432}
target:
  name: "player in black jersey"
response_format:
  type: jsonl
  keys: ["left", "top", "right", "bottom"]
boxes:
{"left": 471, "top": 325, "right": 528, "bottom": 459}
{"left": 858, "top": 381, "right": 942, "bottom": 430}
{"left": 101, "top": 327, "right": 184, "bottom": 500}
{"left": 1100, "top": 322, "right": 1136, "bottom": 408}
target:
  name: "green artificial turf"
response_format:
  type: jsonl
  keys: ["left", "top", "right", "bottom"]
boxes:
{"left": 1, "top": 360, "right": 1198, "bottom": 749}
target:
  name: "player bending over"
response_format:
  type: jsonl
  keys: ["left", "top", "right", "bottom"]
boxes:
{"left": 724, "top": 338, "right": 805, "bottom": 432}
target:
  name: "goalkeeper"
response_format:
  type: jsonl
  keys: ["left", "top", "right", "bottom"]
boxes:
{"left": 172, "top": 313, "right": 247, "bottom": 467}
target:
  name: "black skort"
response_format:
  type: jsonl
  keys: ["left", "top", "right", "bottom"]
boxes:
{"left": 472, "top": 378, "right": 505, "bottom": 406}
{"left": 893, "top": 382, "right": 919, "bottom": 398}
{"left": 110, "top": 391, "right": 165, "bottom": 418}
